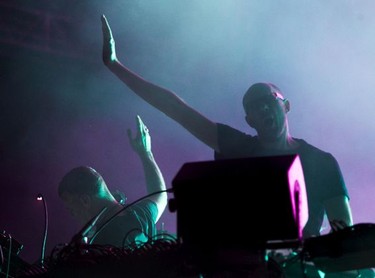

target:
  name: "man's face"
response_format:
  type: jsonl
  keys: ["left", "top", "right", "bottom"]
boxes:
{"left": 61, "top": 192, "right": 92, "bottom": 225}
{"left": 245, "top": 91, "right": 289, "bottom": 141}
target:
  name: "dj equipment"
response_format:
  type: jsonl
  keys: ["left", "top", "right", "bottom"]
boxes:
{"left": 0, "top": 231, "right": 33, "bottom": 278}
{"left": 304, "top": 223, "right": 375, "bottom": 273}
{"left": 169, "top": 155, "right": 308, "bottom": 271}
{"left": 17, "top": 238, "right": 199, "bottom": 278}
{"left": 0, "top": 231, "right": 23, "bottom": 256}
{"left": 6, "top": 154, "right": 375, "bottom": 277}
{"left": 11, "top": 224, "right": 375, "bottom": 278}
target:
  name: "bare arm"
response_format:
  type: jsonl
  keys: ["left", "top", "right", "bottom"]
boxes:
{"left": 324, "top": 195, "right": 353, "bottom": 232}
{"left": 101, "top": 15, "right": 220, "bottom": 152}
{"left": 128, "top": 115, "right": 167, "bottom": 222}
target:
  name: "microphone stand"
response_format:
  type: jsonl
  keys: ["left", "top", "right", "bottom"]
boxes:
{"left": 37, "top": 194, "right": 48, "bottom": 269}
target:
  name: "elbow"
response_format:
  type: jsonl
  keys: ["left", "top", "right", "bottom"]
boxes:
{"left": 152, "top": 190, "right": 168, "bottom": 223}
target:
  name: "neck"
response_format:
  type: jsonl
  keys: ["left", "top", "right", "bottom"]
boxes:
{"left": 259, "top": 133, "right": 298, "bottom": 151}
{"left": 258, "top": 120, "right": 299, "bottom": 151}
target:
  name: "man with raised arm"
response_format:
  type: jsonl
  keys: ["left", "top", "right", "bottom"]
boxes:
{"left": 101, "top": 15, "right": 353, "bottom": 240}
{"left": 58, "top": 115, "right": 168, "bottom": 247}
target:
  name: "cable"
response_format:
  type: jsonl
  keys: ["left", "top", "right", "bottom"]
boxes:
{"left": 69, "top": 207, "right": 108, "bottom": 246}
{"left": 5, "top": 234, "right": 11, "bottom": 278}
{"left": 89, "top": 188, "right": 173, "bottom": 245}
{"left": 0, "top": 244, "right": 4, "bottom": 272}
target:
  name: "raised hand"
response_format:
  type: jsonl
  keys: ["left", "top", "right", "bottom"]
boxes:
{"left": 101, "top": 14, "right": 118, "bottom": 66}
{"left": 329, "top": 219, "right": 348, "bottom": 232}
{"left": 127, "top": 115, "right": 152, "bottom": 156}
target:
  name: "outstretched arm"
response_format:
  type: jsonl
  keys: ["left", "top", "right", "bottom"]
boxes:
{"left": 324, "top": 195, "right": 353, "bottom": 232}
{"left": 101, "top": 15, "right": 220, "bottom": 152}
{"left": 127, "top": 115, "right": 167, "bottom": 222}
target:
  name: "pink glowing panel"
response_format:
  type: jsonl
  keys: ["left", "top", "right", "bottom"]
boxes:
{"left": 287, "top": 155, "right": 309, "bottom": 239}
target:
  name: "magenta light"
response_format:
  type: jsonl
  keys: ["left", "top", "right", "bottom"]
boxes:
{"left": 287, "top": 155, "right": 309, "bottom": 239}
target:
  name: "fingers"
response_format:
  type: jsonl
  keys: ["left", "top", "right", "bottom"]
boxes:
{"left": 101, "top": 14, "right": 119, "bottom": 66}
{"left": 101, "top": 14, "right": 116, "bottom": 48}
{"left": 330, "top": 220, "right": 348, "bottom": 232}
{"left": 128, "top": 115, "right": 152, "bottom": 154}
{"left": 128, "top": 116, "right": 150, "bottom": 143}
{"left": 101, "top": 14, "right": 112, "bottom": 40}
{"left": 101, "top": 14, "right": 106, "bottom": 24}
{"left": 136, "top": 115, "right": 142, "bottom": 128}
{"left": 101, "top": 14, "right": 109, "bottom": 30}
{"left": 101, "top": 14, "right": 107, "bottom": 33}
{"left": 136, "top": 115, "right": 149, "bottom": 135}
